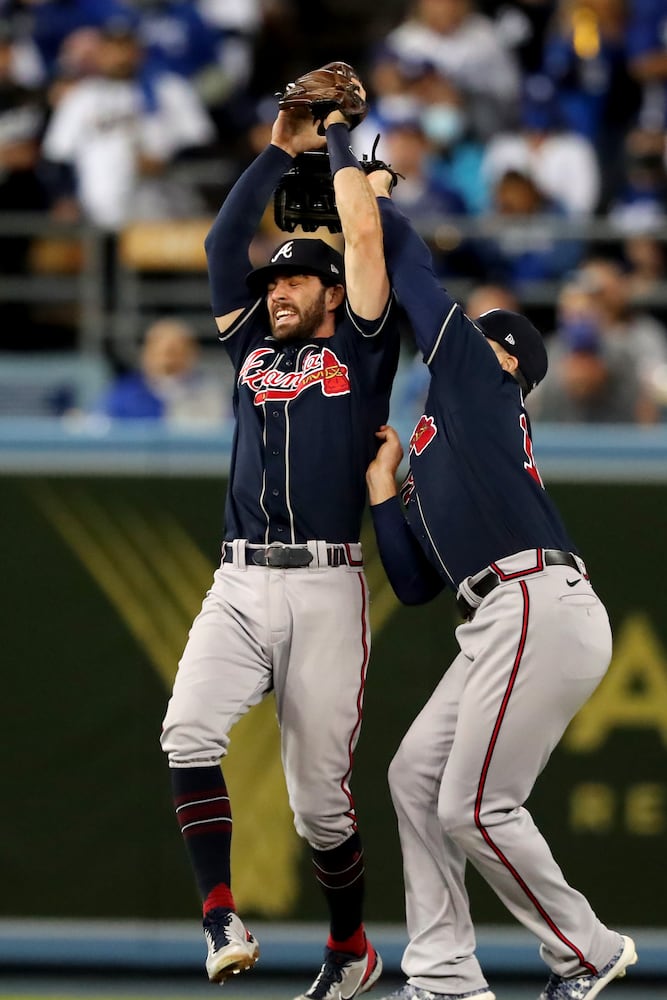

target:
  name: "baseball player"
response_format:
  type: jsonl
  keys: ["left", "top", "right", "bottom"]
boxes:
{"left": 361, "top": 172, "right": 637, "bottom": 1000}
{"left": 159, "top": 78, "right": 400, "bottom": 1000}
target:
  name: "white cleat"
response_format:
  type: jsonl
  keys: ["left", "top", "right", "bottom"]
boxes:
{"left": 203, "top": 909, "right": 259, "bottom": 984}
{"left": 294, "top": 941, "right": 383, "bottom": 999}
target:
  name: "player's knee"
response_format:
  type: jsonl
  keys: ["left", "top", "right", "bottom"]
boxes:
{"left": 388, "top": 740, "right": 434, "bottom": 817}
{"left": 388, "top": 731, "right": 422, "bottom": 798}
{"left": 160, "top": 703, "right": 228, "bottom": 763}
{"left": 293, "top": 810, "right": 350, "bottom": 849}
{"left": 388, "top": 747, "right": 410, "bottom": 803}
{"left": 437, "top": 789, "right": 476, "bottom": 841}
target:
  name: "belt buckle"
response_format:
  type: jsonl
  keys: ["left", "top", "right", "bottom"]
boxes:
{"left": 253, "top": 543, "right": 313, "bottom": 568}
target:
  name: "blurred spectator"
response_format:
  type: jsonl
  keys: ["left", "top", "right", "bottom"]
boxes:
{"left": 18, "top": 0, "right": 131, "bottom": 80}
{"left": 573, "top": 255, "right": 667, "bottom": 402}
{"left": 92, "top": 317, "right": 228, "bottom": 423}
{"left": 529, "top": 280, "right": 657, "bottom": 423}
{"left": 377, "top": 109, "right": 466, "bottom": 221}
{"left": 541, "top": 0, "right": 642, "bottom": 174}
{"left": 627, "top": 0, "right": 667, "bottom": 129}
{"left": 378, "top": 110, "right": 471, "bottom": 277}
{"left": 464, "top": 282, "right": 519, "bottom": 318}
{"left": 473, "top": 168, "right": 584, "bottom": 284}
{"left": 133, "top": 0, "right": 218, "bottom": 81}
{"left": 54, "top": 24, "right": 105, "bottom": 84}
{"left": 482, "top": 72, "right": 601, "bottom": 215}
{"left": 197, "top": 0, "right": 276, "bottom": 104}
{"left": 354, "top": 69, "right": 488, "bottom": 214}
{"left": 0, "top": 17, "right": 48, "bottom": 344}
{"left": 412, "top": 68, "right": 487, "bottom": 213}
{"left": 608, "top": 125, "right": 667, "bottom": 230}
{"left": 489, "top": 0, "right": 554, "bottom": 75}
{"left": 370, "top": 0, "right": 521, "bottom": 140}
{"left": 132, "top": 0, "right": 256, "bottom": 135}
{"left": 623, "top": 232, "right": 666, "bottom": 301}
{"left": 0, "top": 7, "right": 44, "bottom": 86}
{"left": 0, "top": 19, "right": 46, "bottom": 227}
{"left": 40, "top": 14, "right": 215, "bottom": 230}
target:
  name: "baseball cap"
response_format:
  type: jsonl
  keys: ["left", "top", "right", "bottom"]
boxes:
{"left": 246, "top": 239, "right": 344, "bottom": 296}
{"left": 476, "top": 309, "right": 548, "bottom": 392}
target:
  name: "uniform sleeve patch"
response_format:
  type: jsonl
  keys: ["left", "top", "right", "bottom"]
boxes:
{"left": 409, "top": 414, "right": 437, "bottom": 455}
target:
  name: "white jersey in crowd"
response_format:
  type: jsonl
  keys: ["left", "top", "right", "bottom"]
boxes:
{"left": 482, "top": 131, "right": 601, "bottom": 216}
{"left": 384, "top": 13, "right": 520, "bottom": 105}
{"left": 42, "top": 72, "right": 215, "bottom": 230}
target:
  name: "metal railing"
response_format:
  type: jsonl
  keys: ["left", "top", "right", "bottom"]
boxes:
{"left": 2, "top": 210, "right": 667, "bottom": 362}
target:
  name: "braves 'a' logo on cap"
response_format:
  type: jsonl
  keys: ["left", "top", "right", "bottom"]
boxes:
{"left": 271, "top": 241, "right": 294, "bottom": 262}
{"left": 409, "top": 414, "right": 437, "bottom": 456}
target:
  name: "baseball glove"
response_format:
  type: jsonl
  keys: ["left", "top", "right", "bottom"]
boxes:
{"left": 277, "top": 61, "right": 368, "bottom": 134}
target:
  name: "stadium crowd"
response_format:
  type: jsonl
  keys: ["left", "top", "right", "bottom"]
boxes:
{"left": 0, "top": 0, "right": 666, "bottom": 423}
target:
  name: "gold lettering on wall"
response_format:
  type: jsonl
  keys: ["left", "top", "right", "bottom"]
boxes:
{"left": 569, "top": 783, "right": 666, "bottom": 835}
{"left": 570, "top": 783, "right": 615, "bottom": 833}
{"left": 625, "top": 784, "right": 666, "bottom": 836}
{"left": 565, "top": 614, "right": 667, "bottom": 751}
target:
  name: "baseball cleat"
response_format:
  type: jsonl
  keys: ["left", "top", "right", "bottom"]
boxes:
{"left": 538, "top": 935, "right": 637, "bottom": 999}
{"left": 294, "top": 940, "right": 382, "bottom": 999}
{"left": 203, "top": 908, "right": 259, "bottom": 983}
{"left": 374, "top": 986, "right": 495, "bottom": 999}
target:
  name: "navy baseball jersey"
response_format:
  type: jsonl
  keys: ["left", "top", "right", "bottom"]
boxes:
{"left": 379, "top": 198, "right": 575, "bottom": 588}
{"left": 366, "top": 196, "right": 633, "bottom": 1000}
{"left": 220, "top": 297, "right": 399, "bottom": 544}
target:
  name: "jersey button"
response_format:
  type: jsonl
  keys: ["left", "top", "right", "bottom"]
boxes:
{"left": 276, "top": 526, "right": 284, "bottom": 533}
{"left": 272, "top": 410, "right": 280, "bottom": 417}
{"left": 272, "top": 488, "right": 279, "bottom": 496}
{"left": 271, "top": 449, "right": 279, "bottom": 456}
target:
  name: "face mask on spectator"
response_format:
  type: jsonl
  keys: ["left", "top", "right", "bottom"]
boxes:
{"left": 420, "top": 104, "right": 465, "bottom": 146}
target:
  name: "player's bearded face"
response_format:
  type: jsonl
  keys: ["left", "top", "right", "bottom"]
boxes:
{"left": 267, "top": 276, "right": 329, "bottom": 341}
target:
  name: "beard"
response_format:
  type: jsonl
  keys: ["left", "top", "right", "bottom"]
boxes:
{"left": 269, "top": 287, "right": 328, "bottom": 341}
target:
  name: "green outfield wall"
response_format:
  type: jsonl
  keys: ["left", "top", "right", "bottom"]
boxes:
{"left": 1, "top": 474, "right": 665, "bottom": 926}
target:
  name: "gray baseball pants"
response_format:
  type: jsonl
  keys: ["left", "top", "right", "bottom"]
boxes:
{"left": 161, "top": 540, "right": 370, "bottom": 849}
{"left": 388, "top": 551, "right": 623, "bottom": 995}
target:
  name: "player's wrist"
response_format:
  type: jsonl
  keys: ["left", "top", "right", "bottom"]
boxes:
{"left": 326, "top": 121, "right": 360, "bottom": 176}
{"left": 269, "top": 138, "right": 297, "bottom": 159}
{"left": 366, "top": 468, "right": 399, "bottom": 505}
{"left": 324, "top": 110, "right": 349, "bottom": 130}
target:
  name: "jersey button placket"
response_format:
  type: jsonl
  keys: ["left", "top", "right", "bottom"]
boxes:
{"left": 264, "top": 403, "right": 289, "bottom": 536}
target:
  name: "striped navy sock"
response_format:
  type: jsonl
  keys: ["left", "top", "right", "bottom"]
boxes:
{"left": 312, "top": 832, "right": 366, "bottom": 949}
{"left": 170, "top": 765, "right": 235, "bottom": 914}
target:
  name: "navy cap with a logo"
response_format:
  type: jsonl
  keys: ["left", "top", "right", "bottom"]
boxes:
{"left": 476, "top": 309, "right": 548, "bottom": 392}
{"left": 246, "top": 239, "right": 344, "bottom": 296}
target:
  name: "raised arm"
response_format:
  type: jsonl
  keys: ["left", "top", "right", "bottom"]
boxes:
{"left": 367, "top": 172, "right": 458, "bottom": 358}
{"left": 323, "top": 112, "right": 390, "bottom": 321}
{"left": 205, "top": 110, "right": 325, "bottom": 334}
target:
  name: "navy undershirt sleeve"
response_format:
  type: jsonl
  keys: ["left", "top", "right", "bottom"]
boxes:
{"left": 371, "top": 496, "right": 445, "bottom": 605}
{"left": 378, "top": 197, "right": 456, "bottom": 359}
{"left": 204, "top": 144, "right": 294, "bottom": 316}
